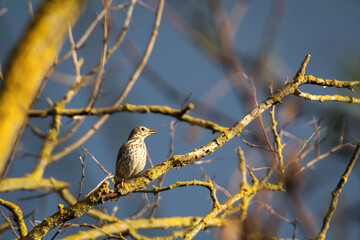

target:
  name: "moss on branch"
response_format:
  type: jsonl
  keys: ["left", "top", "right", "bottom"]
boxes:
{"left": 22, "top": 181, "right": 109, "bottom": 240}
{"left": 29, "top": 103, "right": 228, "bottom": 133}
{"left": 0, "top": 0, "right": 87, "bottom": 175}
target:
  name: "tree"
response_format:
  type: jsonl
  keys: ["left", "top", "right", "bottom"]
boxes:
{"left": 0, "top": 1, "right": 359, "bottom": 239}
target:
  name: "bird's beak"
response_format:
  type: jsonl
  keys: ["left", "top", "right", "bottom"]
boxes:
{"left": 147, "top": 129, "right": 156, "bottom": 135}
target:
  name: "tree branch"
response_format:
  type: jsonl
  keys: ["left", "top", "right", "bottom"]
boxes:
{"left": 0, "top": 177, "right": 69, "bottom": 192}
{"left": 29, "top": 103, "right": 228, "bottom": 132}
{"left": 0, "top": 0, "right": 87, "bottom": 175}
{"left": 22, "top": 182, "right": 110, "bottom": 240}
{"left": 315, "top": 142, "right": 360, "bottom": 240}
{"left": 0, "top": 198, "right": 27, "bottom": 237}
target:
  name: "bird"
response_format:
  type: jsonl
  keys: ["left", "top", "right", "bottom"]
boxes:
{"left": 115, "top": 126, "right": 156, "bottom": 188}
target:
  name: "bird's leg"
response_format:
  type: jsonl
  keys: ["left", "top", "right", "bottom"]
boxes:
{"left": 111, "top": 180, "right": 126, "bottom": 202}
{"left": 115, "top": 179, "right": 125, "bottom": 191}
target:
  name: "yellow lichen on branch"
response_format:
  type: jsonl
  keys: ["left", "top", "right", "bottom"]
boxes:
{"left": 22, "top": 181, "right": 109, "bottom": 240}
{"left": 303, "top": 75, "right": 360, "bottom": 89}
{"left": 0, "top": 0, "right": 87, "bottom": 175}
{"left": 183, "top": 182, "right": 284, "bottom": 239}
{"left": 29, "top": 103, "right": 228, "bottom": 133}
{"left": 60, "top": 217, "right": 227, "bottom": 240}
{"left": 0, "top": 177, "right": 69, "bottom": 192}
{"left": 294, "top": 90, "right": 360, "bottom": 104}
{"left": 0, "top": 198, "right": 27, "bottom": 237}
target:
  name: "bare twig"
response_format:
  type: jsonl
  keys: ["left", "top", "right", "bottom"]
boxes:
{"left": 130, "top": 194, "right": 153, "bottom": 220}
{"left": 0, "top": 209, "right": 19, "bottom": 238}
{"left": 256, "top": 200, "right": 294, "bottom": 224}
{"left": 198, "top": 165, "right": 232, "bottom": 198}
{"left": 295, "top": 143, "right": 351, "bottom": 175}
{"left": 90, "top": 0, "right": 112, "bottom": 105}
{"left": 81, "top": 146, "right": 111, "bottom": 176}
{"left": 77, "top": 153, "right": 87, "bottom": 201}
{"left": 285, "top": 125, "right": 321, "bottom": 169}
{"left": 315, "top": 142, "right": 360, "bottom": 240}
{"left": 26, "top": 0, "right": 34, "bottom": 20}
{"left": 242, "top": 139, "right": 277, "bottom": 153}
{"left": 27, "top": 122, "right": 46, "bottom": 138}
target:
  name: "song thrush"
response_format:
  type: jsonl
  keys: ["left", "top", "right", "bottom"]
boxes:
{"left": 115, "top": 126, "right": 156, "bottom": 187}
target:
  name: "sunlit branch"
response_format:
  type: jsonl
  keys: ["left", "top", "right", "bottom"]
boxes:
{"left": 315, "top": 142, "right": 360, "bottom": 240}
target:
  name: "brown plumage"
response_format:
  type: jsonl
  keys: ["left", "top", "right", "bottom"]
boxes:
{"left": 115, "top": 126, "right": 156, "bottom": 187}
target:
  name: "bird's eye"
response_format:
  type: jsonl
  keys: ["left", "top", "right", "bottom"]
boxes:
{"left": 141, "top": 127, "right": 145, "bottom": 131}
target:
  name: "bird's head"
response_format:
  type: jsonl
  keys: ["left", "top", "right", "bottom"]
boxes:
{"left": 128, "top": 126, "right": 156, "bottom": 140}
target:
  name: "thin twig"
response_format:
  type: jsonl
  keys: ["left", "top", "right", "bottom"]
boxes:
{"left": 198, "top": 165, "right": 232, "bottom": 198}
{"left": 257, "top": 200, "right": 294, "bottom": 224}
{"left": 90, "top": 0, "right": 111, "bottom": 105}
{"left": 26, "top": 0, "right": 34, "bottom": 20}
{"left": 315, "top": 142, "right": 360, "bottom": 240}
{"left": 242, "top": 139, "right": 277, "bottom": 153}
{"left": 295, "top": 143, "right": 351, "bottom": 175}
{"left": 130, "top": 194, "right": 153, "bottom": 220}
{"left": 50, "top": 222, "right": 66, "bottom": 240}
{"left": 77, "top": 153, "right": 87, "bottom": 201}
{"left": 285, "top": 125, "right": 321, "bottom": 169}
{"left": 56, "top": 3, "right": 127, "bottom": 65}
{"left": 80, "top": 146, "right": 111, "bottom": 176}
{"left": 0, "top": 209, "right": 19, "bottom": 239}
{"left": 27, "top": 122, "right": 46, "bottom": 138}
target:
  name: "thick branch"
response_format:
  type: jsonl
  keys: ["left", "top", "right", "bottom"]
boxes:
{"left": 59, "top": 188, "right": 119, "bottom": 222}
{"left": 0, "top": 0, "right": 87, "bottom": 175}
{"left": 22, "top": 182, "right": 109, "bottom": 240}
{"left": 61, "top": 217, "right": 227, "bottom": 240}
{"left": 0, "top": 177, "right": 69, "bottom": 192}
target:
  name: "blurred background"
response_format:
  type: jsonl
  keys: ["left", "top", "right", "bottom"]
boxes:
{"left": 1, "top": 0, "right": 360, "bottom": 239}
